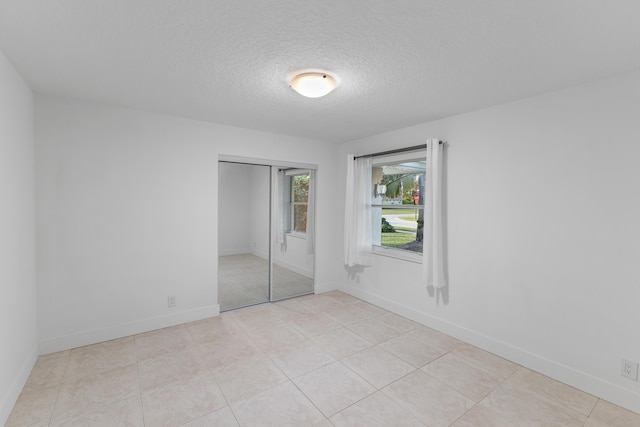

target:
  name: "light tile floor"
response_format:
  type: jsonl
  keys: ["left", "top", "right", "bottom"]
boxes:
{"left": 6, "top": 291, "right": 640, "bottom": 426}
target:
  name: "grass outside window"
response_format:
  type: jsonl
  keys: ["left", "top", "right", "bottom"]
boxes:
{"left": 381, "top": 232, "right": 416, "bottom": 247}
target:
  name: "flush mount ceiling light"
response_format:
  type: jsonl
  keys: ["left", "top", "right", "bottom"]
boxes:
{"left": 290, "top": 72, "right": 338, "bottom": 98}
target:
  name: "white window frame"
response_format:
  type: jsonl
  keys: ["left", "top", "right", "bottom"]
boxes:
{"left": 285, "top": 169, "right": 310, "bottom": 238}
{"left": 371, "top": 151, "right": 425, "bottom": 263}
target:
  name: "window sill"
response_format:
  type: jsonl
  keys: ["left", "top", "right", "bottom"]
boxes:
{"left": 372, "top": 245, "right": 423, "bottom": 263}
{"left": 286, "top": 232, "right": 307, "bottom": 240}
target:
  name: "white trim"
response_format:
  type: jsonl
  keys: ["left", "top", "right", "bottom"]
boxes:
{"left": 339, "top": 283, "right": 640, "bottom": 415}
{"left": 286, "top": 231, "right": 307, "bottom": 240}
{"left": 287, "top": 171, "right": 310, "bottom": 234}
{"left": 39, "top": 305, "right": 220, "bottom": 355}
{"left": 284, "top": 168, "right": 311, "bottom": 176}
{"left": 219, "top": 154, "right": 317, "bottom": 170}
{"left": 219, "top": 247, "right": 251, "bottom": 256}
{"left": 372, "top": 245, "right": 423, "bottom": 263}
{"left": 249, "top": 248, "right": 269, "bottom": 261}
{"left": 371, "top": 153, "right": 426, "bottom": 263}
{"left": 0, "top": 342, "right": 38, "bottom": 426}
{"left": 271, "top": 259, "right": 314, "bottom": 279}
{"left": 312, "top": 280, "right": 339, "bottom": 294}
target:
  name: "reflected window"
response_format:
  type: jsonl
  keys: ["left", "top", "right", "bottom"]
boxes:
{"left": 289, "top": 172, "right": 309, "bottom": 234}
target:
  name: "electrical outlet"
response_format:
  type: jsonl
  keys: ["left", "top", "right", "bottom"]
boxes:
{"left": 621, "top": 359, "right": 638, "bottom": 380}
{"left": 167, "top": 295, "right": 176, "bottom": 308}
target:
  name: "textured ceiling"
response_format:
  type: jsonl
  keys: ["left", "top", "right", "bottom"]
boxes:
{"left": 1, "top": 0, "right": 639, "bottom": 143}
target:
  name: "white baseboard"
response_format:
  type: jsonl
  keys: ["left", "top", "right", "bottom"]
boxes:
{"left": 313, "top": 281, "right": 338, "bottom": 294}
{"left": 249, "top": 249, "right": 269, "bottom": 261}
{"left": 272, "top": 258, "right": 314, "bottom": 279}
{"left": 339, "top": 283, "right": 640, "bottom": 415}
{"left": 39, "top": 304, "right": 220, "bottom": 355}
{"left": 0, "top": 342, "right": 38, "bottom": 426}
{"left": 219, "top": 248, "right": 250, "bottom": 256}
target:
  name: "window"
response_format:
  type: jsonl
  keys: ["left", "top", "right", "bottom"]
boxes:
{"left": 371, "top": 153, "right": 425, "bottom": 258}
{"left": 287, "top": 171, "right": 310, "bottom": 234}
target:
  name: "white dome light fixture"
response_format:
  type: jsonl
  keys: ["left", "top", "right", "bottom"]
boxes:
{"left": 290, "top": 72, "right": 338, "bottom": 98}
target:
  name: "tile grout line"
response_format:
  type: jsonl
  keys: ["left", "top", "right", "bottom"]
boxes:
{"left": 46, "top": 353, "right": 70, "bottom": 427}
{"left": 444, "top": 360, "right": 520, "bottom": 427}
{"left": 133, "top": 338, "right": 147, "bottom": 427}
{"left": 188, "top": 317, "right": 247, "bottom": 427}
{"left": 191, "top": 323, "right": 227, "bottom": 426}
{"left": 288, "top": 375, "right": 333, "bottom": 423}
{"left": 14, "top": 292, "right": 633, "bottom": 425}
{"left": 584, "top": 398, "right": 600, "bottom": 422}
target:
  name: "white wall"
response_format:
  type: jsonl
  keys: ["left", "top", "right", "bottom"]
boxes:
{"left": 218, "top": 162, "right": 252, "bottom": 255}
{"left": 218, "top": 162, "right": 272, "bottom": 258}
{"left": 272, "top": 235, "right": 314, "bottom": 278}
{"left": 0, "top": 50, "right": 37, "bottom": 425}
{"left": 249, "top": 165, "right": 271, "bottom": 260}
{"left": 337, "top": 70, "right": 640, "bottom": 413}
{"left": 35, "top": 96, "right": 340, "bottom": 353}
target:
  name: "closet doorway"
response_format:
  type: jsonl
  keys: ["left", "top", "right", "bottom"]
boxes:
{"left": 218, "top": 159, "right": 315, "bottom": 311}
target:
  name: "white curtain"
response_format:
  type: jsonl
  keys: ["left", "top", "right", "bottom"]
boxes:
{"left": 344, "top": 155, "right": 373, "bottom": 266}
{"left": 423, "top": 139, "right": 447, "bottom": 288}
{"left": 306, "top": 169, "right": 316, "bottom": 254}
{"left": 271, "top": 167, "right": 287, "bottom": 252}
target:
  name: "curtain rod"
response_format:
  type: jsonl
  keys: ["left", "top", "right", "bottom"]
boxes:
{"left": 353, "top": 142, "right": 441, "bottom": 160}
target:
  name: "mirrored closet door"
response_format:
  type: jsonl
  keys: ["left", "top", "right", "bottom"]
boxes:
{"left": 271, "top": 168, "right": 315, "bottom": 301}
{"left": 218, "top": 162, "right": 271, "bottom": 311}
{"left": 218, "top": 160, "right": 315, "bottom": 311}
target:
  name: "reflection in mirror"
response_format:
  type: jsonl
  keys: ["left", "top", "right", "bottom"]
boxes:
{"left": 218, "top": 162, "right": 270, "bottom": 311}
{"left": 271, "top": 167, "right": 316, "bottom": 301}
{"left": 218, "top": 161, "right": 315, "bottom": 311}
{"left": 271, "top": 168, "right": 315, "bottom": 300}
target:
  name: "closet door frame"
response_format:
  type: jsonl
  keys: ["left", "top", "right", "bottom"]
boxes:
{"left": 218, "top": 155, "right": 316, "bottom": 311}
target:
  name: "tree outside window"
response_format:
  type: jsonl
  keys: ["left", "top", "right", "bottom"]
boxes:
{"left": 291, "top": 173, "right": 309, "bottom": 233}
{"left": 372, "top": 158, "right": 425, "bottom": 254}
